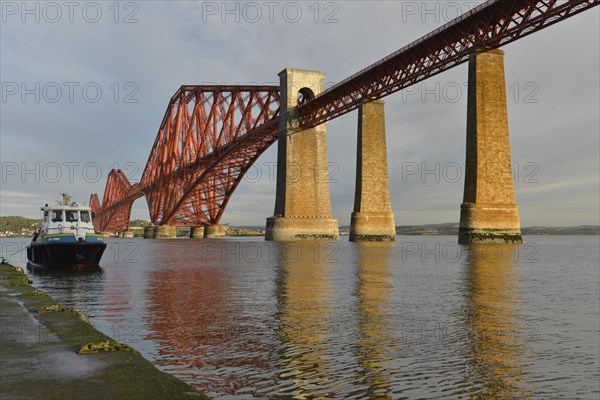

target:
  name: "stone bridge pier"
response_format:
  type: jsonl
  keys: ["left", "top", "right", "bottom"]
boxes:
{"left": 459, "top": 48, "right": 522, "bottom": 244}
{"left": 266, "top": 68, "right": 339, "bottom": 241}
{"left": 350, "top": 100, "right": 396, "bottom": 242}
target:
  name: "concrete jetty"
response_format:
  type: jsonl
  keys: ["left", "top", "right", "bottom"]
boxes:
{"left": 0, "top": 262, "right": 209, "bottom": 400}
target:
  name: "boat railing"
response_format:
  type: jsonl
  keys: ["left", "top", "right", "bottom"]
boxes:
{"left": 42, "top": 226, "right": 97, "bottom": 236}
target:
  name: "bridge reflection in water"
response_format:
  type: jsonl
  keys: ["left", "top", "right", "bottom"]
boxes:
{"left": 127, "top": 240, "right": 536, "bottom": 399}
{"left": 143, "top": 247, "right": 276, "bottom": 396}
{"left": 22, "top": 236, "right": 599, "bottom": 398}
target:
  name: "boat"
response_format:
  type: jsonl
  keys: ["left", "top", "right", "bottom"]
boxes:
{"left": 27, "top": 194, "right": 107, "bottom": 268}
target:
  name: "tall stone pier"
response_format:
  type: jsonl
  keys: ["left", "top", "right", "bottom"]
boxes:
{"left": 459, "top": 48, "right": 522, "bottom": 244}
{"left": 350, "top": 100, "right": 396, "bottom": 242}
{"left": 266, "top": 68, "right": 339, "bottom": 241}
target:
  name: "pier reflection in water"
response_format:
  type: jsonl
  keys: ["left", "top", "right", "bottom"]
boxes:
{"left": 458, "top": 244, "right": 532, "bottom": 399}
{"left": 353, "top": 243, "right": 398, "bottom": 398}
{"left": 274, "top": 242, "right": 335, "bottom": 398}
{"left": 13, "top": 236, "right": 598, "bottom": 399}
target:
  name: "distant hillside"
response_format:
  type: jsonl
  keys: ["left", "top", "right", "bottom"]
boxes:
{"left": 521, "top": 225, "right": 599, "bottom": 235}
{"left": 130, "top": 219, "right": 152, "bottom": 228}
{"left": 345, "top": 223, "right": 599, "bottom": 236}
{"left": 0, "top": 216, "right": 41, "bottom": 237}
{"left": 395, "top": 223, "right": 460, "bottom": 236}
{"left": 392, "top": 223, "right": 599, "bottom": 236}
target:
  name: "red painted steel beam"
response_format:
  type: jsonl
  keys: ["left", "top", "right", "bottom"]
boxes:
{"left": 137, "top": 86, "right": 280, "bottom": 227}
{"left": 296, "top": 0, "right": 599, "bottom": 128}
{"left": 160, "top": 119, "right": 279, "bottom": 225}
{"left": 91, "top": 169, "right": 143, "bottom": 232}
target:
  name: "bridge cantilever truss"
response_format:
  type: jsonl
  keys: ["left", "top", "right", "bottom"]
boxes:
{"left": 92, "top": 86, "right": 280, "bottom": 232}
{"left": 91, "top": 0, "right": 598, "bottom": 233}
{"left": 90, "top": 170, "right": 142, "bottom": 232}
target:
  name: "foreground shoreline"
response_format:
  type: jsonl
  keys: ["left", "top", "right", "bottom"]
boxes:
{"left": 0, "top": 262, "right": 209, "bottom": 400}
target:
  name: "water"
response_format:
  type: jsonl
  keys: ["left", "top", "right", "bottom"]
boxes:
{"left": 2, "top": 236, "right": 599, "bottom": 399}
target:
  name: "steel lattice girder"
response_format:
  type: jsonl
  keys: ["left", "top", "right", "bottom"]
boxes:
{"left": 91, "top": 86, "right": 280, "bottom": 230}
{"left": 91, "top": 0, "right": 597, "bottom": 232}
{"left": 91, "top": 169, "right": 142, "bottom": 232}
{"left": 89, "top": 193, "right": 102, "bottom": 230}
{"left": 163, "top": 119, "right": 279, "bottom": 226}
{"left": 296, "top": 0, "right": 599, "bottom": 128}
{"left": 143, "top": 86, "right": 280, "bottom": 226}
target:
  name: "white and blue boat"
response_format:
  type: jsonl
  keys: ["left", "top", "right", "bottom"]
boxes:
{"left": 27, "top": 194, "right": 106, "bottom": 268}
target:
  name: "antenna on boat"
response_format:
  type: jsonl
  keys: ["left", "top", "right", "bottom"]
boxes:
{"left": 60, "top": 193, "right": 73, "bottom": 206}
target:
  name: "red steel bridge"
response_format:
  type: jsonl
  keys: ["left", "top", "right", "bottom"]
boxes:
{"left": 91, "top": 0, "right": 598, "bottom": 232}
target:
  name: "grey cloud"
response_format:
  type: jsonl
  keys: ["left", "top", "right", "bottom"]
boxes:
{"left": 1, "top": 1, "right": 598, "bottom": 227}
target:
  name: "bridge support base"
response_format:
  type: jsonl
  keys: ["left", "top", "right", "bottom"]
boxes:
{"left": 350, "top": 100, "right": 396, "bottom": 242}
{"left": 190, "top": 226, "right": 205, "bottom": 238}
{"left": 350, "top": 213, "right": 396, "bottom": 242}
{"left": 266, "top": 217, "right": 339, "bottom": 241}
{"left": 266, "top": 68, "right": 339, "bottom": 241}
{"left": 143, "top": 226, "right": 155, "bottom": 239}
{"left": 459, "top": 48, "right": 522, "bottom": 244}
{"left": 459, "top": 204, "right": 522, "bottom": 243}
{"left": 154, "top": 225, "right": 176, "bottom": 239}
{"left": 204, "top": 225, "right": 226, "bottom": 238}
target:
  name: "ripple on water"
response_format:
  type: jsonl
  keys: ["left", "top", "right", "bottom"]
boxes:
{"left": 9, "top": 236, "right": 597, "bottom": 399}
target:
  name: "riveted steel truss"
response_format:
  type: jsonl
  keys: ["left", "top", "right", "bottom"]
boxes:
{"left": 91, "top": 86, "right": 280, "bottom": 231}
{"left": 297, "top": 0, "right": 599, "bottom": 128}
{"left": 90, "top": 169, "right": 142, "bottom": 232}
{"left": 91, "top": 0, "right": 596, "bottom": 232}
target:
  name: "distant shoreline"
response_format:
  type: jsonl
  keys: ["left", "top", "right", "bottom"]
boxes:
{"left": 391, "top": 223, "right": 600, "bottom": 236}
{"left": 222, "top": 223, "right": 599, "bottom": 237}
{"left": 1, "top": 216, "right": 598, "bottom": 238}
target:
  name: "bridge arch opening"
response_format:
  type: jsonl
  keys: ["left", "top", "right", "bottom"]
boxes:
{"left": 297, "top": 87, "right": 315, "bottom": 106}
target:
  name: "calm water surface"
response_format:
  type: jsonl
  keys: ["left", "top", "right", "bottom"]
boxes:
{"left": 2, "top": 236, "right": 599, "bottom": 399}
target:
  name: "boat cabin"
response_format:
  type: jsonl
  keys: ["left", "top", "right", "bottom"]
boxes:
{"left": 38, "top": 194, "right": 97, "bottom": 241}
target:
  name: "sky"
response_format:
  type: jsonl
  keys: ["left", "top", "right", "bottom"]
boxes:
{"left": 1, "top": 1, "right": 599, "bottom": 227}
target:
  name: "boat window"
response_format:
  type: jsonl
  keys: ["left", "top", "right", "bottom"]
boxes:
{"left": 66, "top": 210, "right": 79, "bottom": 222}
{"left": 81, "top": 211, "right": 90, "bottom": 223}
{"left": 44, "top": 211, "right": 49, "bottom": 222}
{"left": 51, "top": 210, "right": 63, "bottom": 222}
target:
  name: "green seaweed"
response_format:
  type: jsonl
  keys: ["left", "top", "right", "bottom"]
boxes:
{"left": 39, "top": 304, "right": 77, "bottom": 313}
{"left": 293, "top": 233, "right": 338, "bottom": 240}
{"left": 352, "top": 234, "right": 396, "bottom": 242}
{"left": 78, "top": 340, "right": 140, "bottom": 355}
{"left": 4, "top": 270, "right": 31, "bottom": 287}
{"left": 23, "top": 289, "right": 48, "bottom": 296}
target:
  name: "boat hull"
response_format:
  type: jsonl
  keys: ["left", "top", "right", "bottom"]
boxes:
{"left": 27, "top": 242, "right": 107, "bottom": 268}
